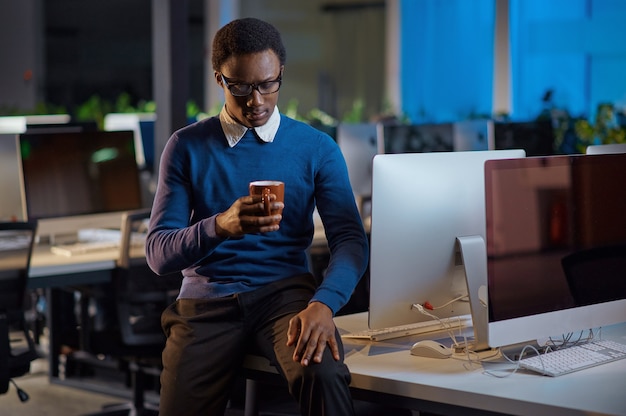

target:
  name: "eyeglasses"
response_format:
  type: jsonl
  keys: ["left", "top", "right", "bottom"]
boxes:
{"left": 220, "top": 73, "right": 282, "bottom": 97}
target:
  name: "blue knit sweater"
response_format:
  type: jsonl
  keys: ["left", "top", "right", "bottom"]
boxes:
{"left": 146, "top": 114, "right": 369, "bottom": 314}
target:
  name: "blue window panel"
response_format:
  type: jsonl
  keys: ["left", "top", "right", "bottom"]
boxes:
{"left": 400, "top": 0, "right": 495, "bottom": 123}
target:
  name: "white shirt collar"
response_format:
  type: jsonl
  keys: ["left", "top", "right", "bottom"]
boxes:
{"left": 219, "top": 105, "right": 280, "bottom": 147}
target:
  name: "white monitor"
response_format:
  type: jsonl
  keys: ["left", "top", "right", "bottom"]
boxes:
{"left": 368, "top": 149, "right": 526, "bottom": 337}
{"left": 586, "top": 143, "right": 626, "bottom": 155}
{"left": 0, "top": 134, "right": 24, "bottom": 221}
{"left": 484, "top": 153, "right": 626, "bottom": 348}
{"left": 18, "top": 131, "right": 144, "bottom": 242}
{"left": 336, "top": 123, "right": 382, "bottom": 198}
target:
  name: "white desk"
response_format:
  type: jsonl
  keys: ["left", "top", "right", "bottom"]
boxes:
{"left": 26, "top": 245, "right": 120, "bottom": 385}
{"left": 333, "top": 312, "right": 626, "bottom": 416}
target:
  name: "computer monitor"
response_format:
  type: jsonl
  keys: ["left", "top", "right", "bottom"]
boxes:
{"left": 0, "top": 114, "right": 71, "bottom": 134}
{"left": 381, "top": 123, "right": 454, "bottom": 154}
{"left": 18, "top": 130, "right": 144, "bottom": 241}
{"left": 0, "top": 134, "right": 24, "bottom": 221}
{"left": 368, "top": 149, "right": 526, "bottom": 339}
{"left": 336, "top": 123, "right": 382, "bottom": 198}
{"left": 493, "top": 120, "right": 555, "bottom": 156}
{"left": 453, "top": 120, "right": 494, "bottom": 151}
{"left": 484, "top": 153, "right": 626, "bottom": 348}
{"left": 104, "top": 112, "right": 156, "bottom": 170}
{"left": 586, "top": 143, "right": 626, "bottom": 155}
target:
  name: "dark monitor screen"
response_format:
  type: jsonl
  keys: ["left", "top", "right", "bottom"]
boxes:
{"left": 493, "top": 120, "right": 555, "bottom": 156}
{"left": 485, "top": 153, "right": 626, "bottom": 347}
{"left": 19, "top": 131, "right": 143, "bottom": 221}
{"left": 382, "top": 123, "right": 454, "bottom": 154}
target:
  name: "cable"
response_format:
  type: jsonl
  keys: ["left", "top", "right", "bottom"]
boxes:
{"left": 410, "top": 302, "right": 462, "bottom": 346}
{"left": 10, "top": 379, "right": 29, "bottom": 402}
{"left": 422, "top": 294, "right": 468, "bottom": 311}
{"left": 482, "top": 344, "right": 545, "bottom": 378}
{"left": 452, "top": 346, "right": 502, "bottom": 372}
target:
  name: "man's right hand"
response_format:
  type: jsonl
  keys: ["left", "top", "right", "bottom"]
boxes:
{"left": 215, "top": 195, "right": 283, "bottom": 237}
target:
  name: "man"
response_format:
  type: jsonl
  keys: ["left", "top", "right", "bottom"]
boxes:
{"left": 146, "top": 17, "right": 368, "bottom": 415}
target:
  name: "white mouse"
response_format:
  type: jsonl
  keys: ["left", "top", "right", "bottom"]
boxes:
{"left": 410, "top": 340, "right": 452, "bottom": 359}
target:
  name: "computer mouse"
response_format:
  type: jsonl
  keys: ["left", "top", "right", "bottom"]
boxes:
{"left": 410, "top": 340, "right": 452, "bottom": 359}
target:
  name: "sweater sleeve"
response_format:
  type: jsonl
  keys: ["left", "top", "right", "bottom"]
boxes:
{"left": 145, "top": 130, "right": 227, "bottom": 276}
{"left": 309, "top": 137, "right": 369, "bottom": 314}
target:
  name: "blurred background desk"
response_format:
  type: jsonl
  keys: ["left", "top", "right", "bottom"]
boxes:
{"left": 27, "top": 245, "right": 119, "bottom": 388}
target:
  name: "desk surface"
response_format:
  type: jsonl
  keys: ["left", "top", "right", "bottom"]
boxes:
{"left": 334, "top": 312, "right": 626, "bottom": 416}
{"left": 28, "top": 244, "right": 119, "bottom": 288}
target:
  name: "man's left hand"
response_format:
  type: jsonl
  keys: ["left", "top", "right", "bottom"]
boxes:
{"left": 286, "top": 301, "right": 339, "bottom": 366}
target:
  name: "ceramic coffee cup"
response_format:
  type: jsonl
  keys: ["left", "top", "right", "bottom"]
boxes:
{"left": 249, "top": 180, "right": 284, "bottom": 223}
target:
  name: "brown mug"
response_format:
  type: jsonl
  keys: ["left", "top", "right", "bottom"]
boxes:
{"left": 249, "top": 180, "right": 284, "bottom": 224}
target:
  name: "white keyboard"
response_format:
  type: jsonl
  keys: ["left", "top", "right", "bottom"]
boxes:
{"left": 519, "top": 339, "right": 626, "bottom": 377}
{"left": 342, "top": 314, "right": 472, "bottom": 341}
{"left": 50, "top": 240, "right": 119, "bottom": 257}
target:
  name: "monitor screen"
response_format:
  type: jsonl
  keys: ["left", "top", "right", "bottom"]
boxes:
{"left": 18, "top": 131, "right": 143, "bottom": 239}
{"left": 381, "top": 123, "right": 454, "bottom": 154}
{"left": 368, "top": 149, "right": 526, "bottom": 335}
{"left": 485, "top": 153, "right": 626, "bottom": 348}
{"left": 493, "top": 120, "right": 555, "bottom": 157}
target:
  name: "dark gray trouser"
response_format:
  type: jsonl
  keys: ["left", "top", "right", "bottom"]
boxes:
{"left": 159, "top": 273, "right": 355, "bottom": 416}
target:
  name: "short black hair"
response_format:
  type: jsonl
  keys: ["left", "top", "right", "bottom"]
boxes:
{"left": 211, "top": 17, "right": 287, "bottom": 71}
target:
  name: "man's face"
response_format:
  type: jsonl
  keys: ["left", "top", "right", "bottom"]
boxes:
{"left": 215, "top": 50, "right": 283, "bottom": 128}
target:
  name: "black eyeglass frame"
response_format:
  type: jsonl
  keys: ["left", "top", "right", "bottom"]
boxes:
{"left": 219, "top": 72, "right": 283, "bottom": 97}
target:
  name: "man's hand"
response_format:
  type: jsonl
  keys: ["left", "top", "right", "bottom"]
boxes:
{"left": 287, "top": 301, "right": 340, "bottom": 366}
{"left": 215, "top": 195, "right": 283, "bottom": 237}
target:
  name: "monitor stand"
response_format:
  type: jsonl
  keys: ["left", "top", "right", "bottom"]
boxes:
{"left": 456, "top": 236, "right": 489, "bottom": 352}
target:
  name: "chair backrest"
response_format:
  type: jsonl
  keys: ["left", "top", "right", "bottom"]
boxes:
{"left": 114, "top": 210, "right": 181, "bottom": 346}
{"left": 0, "top": 222, "right": 37, "bottom": 314}
{"left": 0, "top": 221, "right": 37, "bottom": 395}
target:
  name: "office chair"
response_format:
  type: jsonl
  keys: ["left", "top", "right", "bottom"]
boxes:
{"left": 86, "top": 209, "right": 181, "bottom": 416}
{"left": 562, "top": 243, "right": 626, "bottom": 306}
{"left": 0, "top": 221, "right": 39, "bottom": 403}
